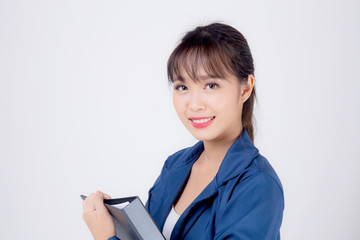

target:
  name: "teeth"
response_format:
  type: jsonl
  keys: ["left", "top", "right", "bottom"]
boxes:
{"left": 192, "top": 117, "right": 213, "bottom": 124}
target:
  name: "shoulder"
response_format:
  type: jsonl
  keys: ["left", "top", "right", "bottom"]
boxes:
{"left": 219, "top": 153, "right": 284, "bottom": 211}
{"left": 239, "top": 154, "right": 283, "bottom": 200}
{"left": 247, "top": 154, "right": 284, "bottom": 195}
{"left": 215, "top": 155, "right": 284, "bottom": 239}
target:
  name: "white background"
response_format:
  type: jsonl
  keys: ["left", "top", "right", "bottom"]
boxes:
{"left": 1, "top": 0, "right": 359, "bottom": 239}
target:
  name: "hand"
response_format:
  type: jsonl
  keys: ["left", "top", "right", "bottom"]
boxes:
{"left": 82, "top": 191, "right": 116, "bottom": 240}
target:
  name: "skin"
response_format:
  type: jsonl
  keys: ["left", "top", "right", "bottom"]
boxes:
{"left": 82, "top": 67, "right": 255, "bottom": 239}
{"left": 172, "top": 68, "right": 254, "bottom": 215}
{"left": 82, "top": 191, "right": 116, "bottom": 240}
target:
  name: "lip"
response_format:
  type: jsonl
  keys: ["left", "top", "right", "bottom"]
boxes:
{"left": 189, "top": 116, "right": 215, "bottom": 129}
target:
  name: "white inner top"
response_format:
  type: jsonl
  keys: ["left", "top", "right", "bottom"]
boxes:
{"left": 162, "top": 206, "right": 181, "bottom": 240}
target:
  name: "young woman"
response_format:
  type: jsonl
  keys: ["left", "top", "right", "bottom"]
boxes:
{"left": 82, "top": 23, "right": 284, "bottom": 240}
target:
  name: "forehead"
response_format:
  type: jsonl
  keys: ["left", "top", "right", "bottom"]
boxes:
{"left": 171, "top": 60, "right": 233, "bottom": 84}
{"left": 168, "top": 46, "right": 234, "bottom": 83}
{"left": 172, "top": 66, "right": 241, "bottom": 88}
{"left": 173, "top": 66, "right": 215, "bottom": 82}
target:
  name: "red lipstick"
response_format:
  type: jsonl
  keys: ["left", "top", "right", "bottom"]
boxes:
{"left": 189, "top": 117, "right": 215, "bottom": 129}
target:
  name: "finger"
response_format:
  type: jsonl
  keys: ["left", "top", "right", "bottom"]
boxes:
{"left": 94, "top": 193, "right": 108, "bottom": 215}
{"left": 96, "top": 190, "right": 111, "bottom": 199}
{"left": 83, "top": 193, "right": 97, "bottom": 212}
{"left": 95, "top": 190, "right": 111, "bottom": 199}
{"left": 96, "top": 190, "right": 104, "bottom": 196}
{"left": 97, "top": 191, "right": 112, "bottom": 201}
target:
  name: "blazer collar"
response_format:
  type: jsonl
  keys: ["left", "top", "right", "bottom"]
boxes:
{"left": 177, "top": 128, "right": 259, "bottom": 187}
{"left": 170, "top": 129, "right": 259, "bottom": 239}
{"left": 156, "top": 129, "right": 259, "bottom": 233}
{"left": 215, "top": 128, "right": 259, "bottom": 186}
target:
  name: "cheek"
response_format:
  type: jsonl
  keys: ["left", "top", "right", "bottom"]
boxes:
{"left": 173, "top": 95, "right": 186, "bottom": 116}
{"left": 213, "top": 94, "right": 242, "bottom": 117}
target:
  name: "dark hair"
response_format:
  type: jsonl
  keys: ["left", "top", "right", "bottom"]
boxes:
{"left": 167, "top": 23, "right": 256, "bottom": 142}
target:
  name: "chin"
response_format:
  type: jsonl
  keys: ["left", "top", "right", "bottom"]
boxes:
{"left": 184, "top": 123, "right": 222, "bottom": 142}
{"left": 189, "top": 131, "right": 219, "bottom": 142}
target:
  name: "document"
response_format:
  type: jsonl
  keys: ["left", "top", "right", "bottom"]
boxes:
{"left": 81, "top": 195, "right": 165, "bottom": 240}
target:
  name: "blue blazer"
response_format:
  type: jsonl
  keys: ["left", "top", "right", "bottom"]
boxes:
{"left": 109, "top": 129, "right": 284, "bottom": 240}
{"left": 145, "top": 129, "right": 284, "bottom": 239}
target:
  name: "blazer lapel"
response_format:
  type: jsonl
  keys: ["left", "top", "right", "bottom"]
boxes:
{"left": 156, "top": 161, "right": 193, "bottom": 231}
{"left": 152, "top": 141, "right": 204, "bottom": 231}
{"left": 170, "top": 171, "right": 219, "bottom": 239}
{"left": 170, "top": 129, "right": 258, "bottom": 239}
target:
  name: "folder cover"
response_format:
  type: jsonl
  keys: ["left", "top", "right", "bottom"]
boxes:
{"left": 81, "top": 195, "right": 165, "bottom": 240}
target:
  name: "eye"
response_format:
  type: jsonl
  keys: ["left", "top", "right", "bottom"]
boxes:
{"left": 205, "top": 83, "right": 218, "bottom": 90}
{"left": 174, "top": 85, "right": 188, "bottom": 92}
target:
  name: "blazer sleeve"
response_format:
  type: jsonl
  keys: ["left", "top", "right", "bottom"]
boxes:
{"left": 107, "top": 236, "right": 120, "bottom": 240}
{"left": 214, "top": 173, "right": 284, "bottom": 240}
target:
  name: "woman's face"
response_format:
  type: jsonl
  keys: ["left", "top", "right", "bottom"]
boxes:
{"left": 172, "top": 67, "right": 251, "bottom": 143}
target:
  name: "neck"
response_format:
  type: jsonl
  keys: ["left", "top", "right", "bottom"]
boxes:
{"left": 199, "top": 127, "right": 243, "bottom": 167}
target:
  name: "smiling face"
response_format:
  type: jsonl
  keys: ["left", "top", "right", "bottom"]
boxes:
{"left": 172, "top": 68, "right": 249, "bottom": 144}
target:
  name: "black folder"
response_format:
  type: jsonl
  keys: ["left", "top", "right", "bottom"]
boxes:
{"left": 81, "top": 195, "right": 165, "bottom": 240}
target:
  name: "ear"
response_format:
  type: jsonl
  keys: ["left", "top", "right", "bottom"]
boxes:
{"left": 241, "top": 75, "right": 255, "bottom": 103}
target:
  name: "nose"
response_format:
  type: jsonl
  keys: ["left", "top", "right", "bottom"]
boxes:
{"left": 189, "top": 88, "right": 205, "bottom": 112}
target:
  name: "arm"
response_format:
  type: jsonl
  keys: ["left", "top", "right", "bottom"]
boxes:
{"left": 82, "top": 191, "right": 117, "bottom": 240}
{"left": 214, "top": 173, "right": 284, "bottom": 240}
